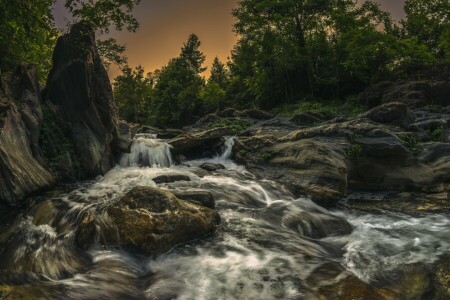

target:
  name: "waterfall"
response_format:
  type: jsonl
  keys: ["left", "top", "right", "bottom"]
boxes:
{"left": 120, "top": 134, "right": 173, "bottom": 168}
{"left": 219, "top": 136, "right": 235, "bottom": 160}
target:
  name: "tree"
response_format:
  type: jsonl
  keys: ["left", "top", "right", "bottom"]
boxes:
{"left": 65, "top": 0, "right": 141, "bottom": 34}
{"left": 97, "top": 38, "right": 128, "bottom": 70}
{"left": 209, "top": 57, "right": 230, "bottom": 89}
{"left": 113, "top": 65, "right": 153, "bottom": 124}
{"left": 402, "top": 0, "right": 450, "bottom": 56}
{"left": 440, "top": 25, "right": 450, "bottom": 60}
{"left": 0, "top": 0, "right": 59, "bottom": 79}
{"left": 200, "top": 82, "right": 226, "bottom": 112}
{"left": 229, "top": 0, "right": 400, "bottom": 107}
{"left": 150, "top": 34, "right": 206, "bottom": 127}
{"left": 65, "top": 0, "right": 142, "bottom": 70}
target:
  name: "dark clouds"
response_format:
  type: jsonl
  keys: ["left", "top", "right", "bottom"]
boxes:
{"left": 52, "top": 0, "right": 406, "bottom": 78}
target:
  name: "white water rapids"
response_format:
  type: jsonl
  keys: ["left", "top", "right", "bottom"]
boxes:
{"left": 0, "top": 135, "right": 448, "bottom": 299}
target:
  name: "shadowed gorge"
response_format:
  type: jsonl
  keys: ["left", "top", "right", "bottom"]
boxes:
{"left": 0, "top": 1, "right": 449, "bottom": 299}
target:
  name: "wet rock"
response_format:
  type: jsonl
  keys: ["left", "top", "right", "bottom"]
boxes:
{"left": 105, "top": 186, "right": 220, "bottom": 255}
{"left": 172, "top": 190, "right": 215, "bottom": 209}
{"left": 308, "top": 263, "right": 398, "bottom": 300}
{"left": 358, "top": 102, "right": 415, "bottom": 127}
{"left": 433, "top": 258, "right": 450, "bottom": 300}
{"left": 152, "top": 174, "right": 191, "bottom": 184}
{"left": 381, "top": 264, "right": 433, "bottom": 300}
{"left": 0, "top": 65, "right": 54, "bottom": 205}
{"left": 283, "top": 210, "right": 352, "bottom": 238}
{"left": 234, "top": 135, "right": 348, "bottom": 204}
{"left": 112, "top": 120, "right": 139, "bottom": 153}
{"left": 75, "top": 211, "right": 97, "bottom": 251}
{"left": 199, "top": 163, "right": 225, "bottom": 172}
{"left": 44, "top": 21, "right": 123, "bottom": 177}
{"left": 169, "top": 127, "right": 233, "bottom": 157}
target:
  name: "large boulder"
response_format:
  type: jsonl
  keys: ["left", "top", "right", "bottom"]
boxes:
{"left": 234, "top": 134, "right": 348, "bottom": 204}
{"left": 101, "top": 186, "right": 220, "bottom": 255}
{"left": 0, "top": 65, "right": 54, "bottom": 205}
{"left": 169, "top": 127, "right": 233, "bottom": 158}
{"left": 111, "top": 119, "right": 139, "bottom": 153}
{"left": 44, "top": 21, "right": 132, "bottom": 177}
{"left": 358, "top": 102, "right": 415, "bottom": 127}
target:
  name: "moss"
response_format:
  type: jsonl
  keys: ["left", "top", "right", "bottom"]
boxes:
{"left": 271, "top": 96, "right": 365, "bottom": 119}
{"left": 238, "top": 149, "right": 248, "bottom": 158}
{"left": 208, "top": 119, "right": 250, "bottom": 134}
{"left": 260, "top": 151, "right": 273, "bottom": 161}
{"left": 429, "top": 126, "right": 446, "bottom": 142}
{"left": 399, "top": 133, "right": 423, "bottom": 153}
{"left": 345, "top": 134, "right": 363, "bottom": 159}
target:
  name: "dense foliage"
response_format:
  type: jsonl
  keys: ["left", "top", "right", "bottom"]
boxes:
{"left": 0, "top": 0, "right": 140, "bottom": 78}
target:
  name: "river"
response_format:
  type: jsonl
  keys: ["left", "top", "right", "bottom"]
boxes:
{"left": 0, "top": 135, "right": 448, "bottom": 299}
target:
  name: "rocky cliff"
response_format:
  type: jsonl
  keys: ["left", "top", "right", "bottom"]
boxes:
{"left": 0, "top": 65, "right": 54, "bottom": 205}
{"left": 44, "top": 21, "right": 133, "bottom": 177}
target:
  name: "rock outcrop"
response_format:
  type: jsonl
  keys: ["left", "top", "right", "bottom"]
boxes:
{"left": 169, "top": 127, "right": 233, "bottom": 158}
{"left": 233, "top": 105, "right": 450, "bottom": 205}
{"left": 44, "top": 21, "right": 133, "bottom": 177}
{"left": 358, "top": 102, "right": 415, "bottom": 127}
{"left": 76, "top": 186, "right": 220, "bottom": 255}
{"left": 0, "top": 65, "right": 54, "bottom": 205}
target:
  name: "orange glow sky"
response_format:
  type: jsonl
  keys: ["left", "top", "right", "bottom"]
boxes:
{"left": 53, "top": 0, "right": 406, "bottom": 79}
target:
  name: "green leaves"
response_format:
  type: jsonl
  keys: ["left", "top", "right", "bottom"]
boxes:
{"left": 0, "top": 0, "right": 58, "bottom": 81}
{"left": 65, "top": 0, "right": 141, "bottom": 34}
{"left": 113, "top": 65, "right": 153, "bottom": 124}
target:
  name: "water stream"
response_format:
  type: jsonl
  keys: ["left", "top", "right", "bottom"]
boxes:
{"left": 0, "top": 136, "right": 448, "bottom": 299}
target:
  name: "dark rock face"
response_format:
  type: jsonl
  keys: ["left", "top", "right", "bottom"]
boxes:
{"left": 199, "top": 163, "right": 225, "bottom": 172}
{"left": 169, "top": 127, "right": 233, "bottom": 158}
{"left": 359, "top": 75, "right": 450, "bottom": 109}
{"left": 233, "top": 114, "right": 450, "bottom": 205}
{"left": 44, "top": 21, "right": 132, "bottom": 177}
{"left": 112, "top": 120, "right": 139, "bottom": 153}
{"left": 152, "top": 174, "right": 191, "bottom": 184}
{"left": 0, "top": 65, "right": 54, "bottom": 205}
{"left": 358, "top": 102, "right": 415, "bottom": 127}
{"left": 103, "top": 186, "right": 220, "bottom": 255}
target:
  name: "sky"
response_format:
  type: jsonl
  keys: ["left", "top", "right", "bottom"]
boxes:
{"left": 52, "top": 0, "right": 406, "bottom": 78}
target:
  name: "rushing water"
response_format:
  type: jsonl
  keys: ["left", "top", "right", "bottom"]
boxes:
{"left": 0, "top": 136, "right": 449, "bottom": 299}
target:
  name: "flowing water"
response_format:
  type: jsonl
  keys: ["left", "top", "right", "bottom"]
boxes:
{"left": 0, "top": 136, "right": 449, "bottom": 299}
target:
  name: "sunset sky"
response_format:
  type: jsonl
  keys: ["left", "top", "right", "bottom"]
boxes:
{"left": 52, "top": 0, "right": 406, "bottom": 78}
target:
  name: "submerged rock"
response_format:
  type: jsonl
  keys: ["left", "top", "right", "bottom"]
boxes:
{"left": 199, "top": 163, "right": 225, "bottom": 172}
{"left": 152, "top": 174, "right": 191, "bottom": 184}
{"left": 0, "top": 65, "right": 54, "bottom": 205}
{"left": 103, "top": 186, "right": 220, "bottom": 255}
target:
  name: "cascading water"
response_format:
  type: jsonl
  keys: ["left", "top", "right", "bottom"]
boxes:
{"left": 119, "top": 134, "right": 173, "bottom": 168}
{"left": 219, "top": 136, "right": 235, "bottom": 160}
{"left": 0, "top": 134, "right": 449, "bottom": 299}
